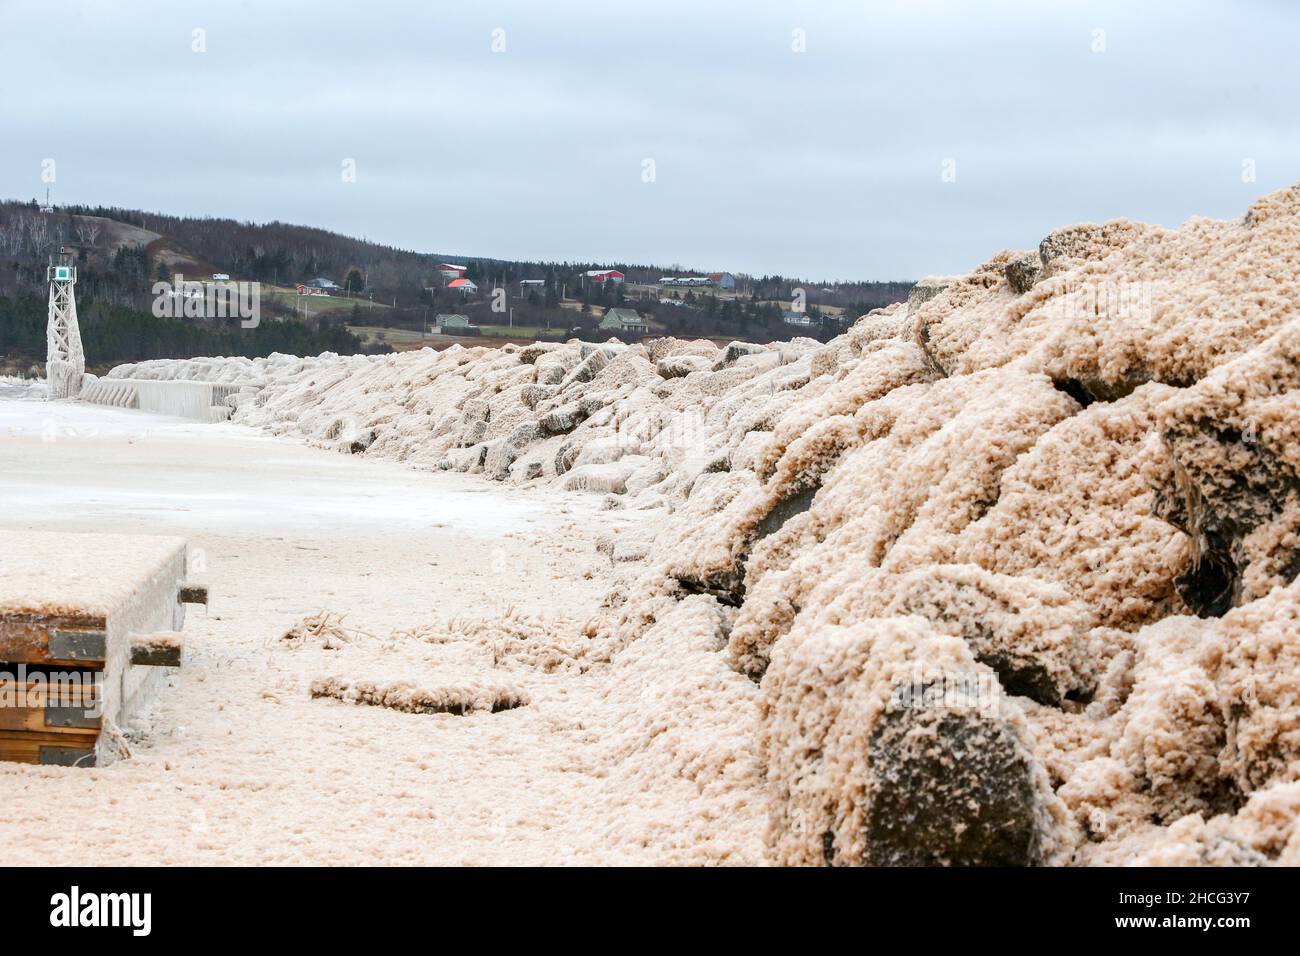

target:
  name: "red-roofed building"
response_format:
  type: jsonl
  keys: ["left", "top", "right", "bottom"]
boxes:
{"left": 585, "top": 269, "right": 625, "bottom": 285}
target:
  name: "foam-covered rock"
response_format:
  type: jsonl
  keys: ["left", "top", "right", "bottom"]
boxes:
{"left": 105, "top": 182, "right": 1300, "bottom": 866}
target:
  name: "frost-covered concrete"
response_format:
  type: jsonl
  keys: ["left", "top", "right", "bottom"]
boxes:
{"left": 78, "top": 376, "right": 244, "bottom": 422}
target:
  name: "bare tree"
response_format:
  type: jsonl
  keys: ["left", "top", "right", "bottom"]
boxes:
{"left": 74, "top": 217, "right": 102, "bottom": 247}
{"left": 26, "top": 214, "right": 50, "bottom": 257}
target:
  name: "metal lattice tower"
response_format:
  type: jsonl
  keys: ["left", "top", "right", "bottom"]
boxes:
{"left": 46, "top": 247, "right": 85, "bottom": 399}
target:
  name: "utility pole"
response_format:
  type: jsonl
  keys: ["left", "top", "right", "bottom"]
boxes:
{"left": 45, "top": 247, "right": 84, "bottom": 399}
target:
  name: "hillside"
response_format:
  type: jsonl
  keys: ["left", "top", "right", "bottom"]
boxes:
{"left": 0, "top": 199, "right": 911, "bottom": 345}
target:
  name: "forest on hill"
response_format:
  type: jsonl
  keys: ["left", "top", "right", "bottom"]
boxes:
{"left": 0, "top": 198, "right": 913, "bottom": 350}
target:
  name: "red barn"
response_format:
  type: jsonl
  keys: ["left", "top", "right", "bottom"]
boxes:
{"left": 585, "top": 269, "right": 625, "bottom": 285}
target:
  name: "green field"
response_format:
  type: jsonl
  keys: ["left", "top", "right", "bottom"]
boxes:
{"left": 264, "top": 285, "right": 391, "bottom": 315}
{"left": 345, "top": 323, "right": 575, "bottom": 351}
{"left": 477, "top": 324, "right": 566, "bottom": 338}
{"left": 345, "top": 325, "right": 428, "bottom": 350}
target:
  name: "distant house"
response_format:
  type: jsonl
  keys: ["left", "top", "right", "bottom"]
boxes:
{"left": 303, "top": 277, "right": 342, "bottom": 294}
{"left": 783, "top": 310, "right": 815, "bottom": 326}
{"left": 212, "top": 273, "right": 231, "bottom": 282}
{"left": 446, "top": 278, "right": 478, "bottom": 295}
{"left": 434, "top": 314, "right": 479, "bottom": 336}
{"left": 585, "top": 269, "right": 625, "bottom": 285}
{"left": 599, "top": 308, "right": 649, "bottom": 335}
{"left": 707, "top": 271, "right": 736, "bottom": 290}
{"left": 519, "top": 279, "right": 546, "bottom": 292}
{"left": 437, "top": 263, "right": 467, "bottom": 280}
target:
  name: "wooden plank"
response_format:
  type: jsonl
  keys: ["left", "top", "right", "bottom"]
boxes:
{"left": 0, "top": 729, "right": 99, "bottom": 766}
{"left": 0, "top": 613, "right": 108, "bottom": 667}
{"left": 0, "top": 675, "right": 101, "bottom": 734}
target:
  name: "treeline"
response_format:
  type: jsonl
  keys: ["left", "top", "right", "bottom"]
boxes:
{"left": 0, "top": 295, "right": 379, "bottom": 369}
{"left": 1, "top": 199, "right": 914, "bottom": 348}
{"left": 438, "top": 262, "right": 913, "bottom": 314}
{"left": 57, "top": 201, "right": 444, "bottom": 301}
{"left": 4, "top": 199, "right": 913, "bottom": 310}
{"left": 0, "top": 198, "right": 439, "bottom": 304}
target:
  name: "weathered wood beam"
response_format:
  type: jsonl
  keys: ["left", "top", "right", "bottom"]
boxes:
{"left": 129, "top": 632, "right": 184, "bottom": 667}
{"left": 178, "top": 583, "right": 208, "bottom": 606}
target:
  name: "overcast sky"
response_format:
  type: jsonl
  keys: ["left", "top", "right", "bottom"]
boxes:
{"left": 3, "top": 0, "right": 1297, "bottom": 281}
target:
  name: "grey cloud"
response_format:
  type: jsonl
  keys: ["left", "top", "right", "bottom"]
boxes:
{"left": 2, "top": 0, "right": 1297, "bottom": 279}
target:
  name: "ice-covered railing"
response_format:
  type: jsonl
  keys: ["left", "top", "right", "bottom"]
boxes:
{"left": 78, "top": 353, "right": 331, "bottom": 422}
{"left": 79, "top": 375, "right": 251, "bottom": 422}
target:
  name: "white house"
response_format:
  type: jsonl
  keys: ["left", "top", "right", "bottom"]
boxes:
{"left": 599, "top": 308, "right": 649, "bottom": 334}
{"left": 435, "top": 313, "right": 474, "bottom": 330}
